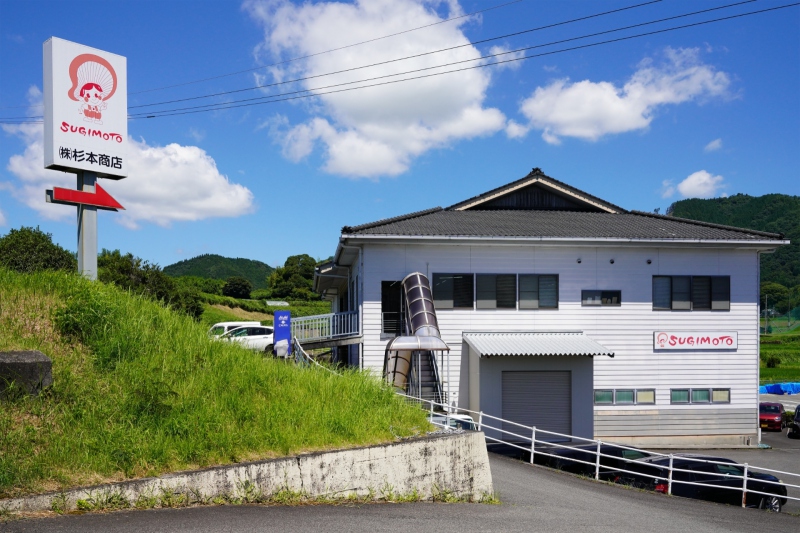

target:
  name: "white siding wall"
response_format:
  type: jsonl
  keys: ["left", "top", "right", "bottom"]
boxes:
{"left": 359, "top": 243, "right": 759, "bottom": 440}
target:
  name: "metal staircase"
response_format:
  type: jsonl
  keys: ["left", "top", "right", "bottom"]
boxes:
{"left": 383, "top": 272, "right": 449, "bottom": 406}
{"left": 407, "top": 350, "right": 444, "bottom": 404}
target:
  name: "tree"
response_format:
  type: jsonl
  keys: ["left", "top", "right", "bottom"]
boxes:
{"left": 223, "top": 276, "right": 252, "bottom": 299}
{"left": 98, "top": 249, "right": 203, "bottom": 319}
{"left": 265, "top": 254, "right": 318, "bottom": 300}
{"left": 0, "top": 226, "right": 77, "bottom": 273}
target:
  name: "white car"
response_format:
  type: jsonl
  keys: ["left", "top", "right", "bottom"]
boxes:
{"left": 428, "top": 413, "right": 476, "bottom": 431}
{"left": 207, "top": 321, "right": 262, "bottom": 338}
{"left": 220, "top": 325, "right": 274, "bottom": 353}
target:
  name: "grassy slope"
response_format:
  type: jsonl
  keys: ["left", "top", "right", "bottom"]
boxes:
{"left": 0, "top": 269, "right": 427, "bottom": 498}
{"left": 760, "top": 334, "right": 800, "bottom": 384}
{"left": 163, "top": 254, "right": 274, "bottom": 290}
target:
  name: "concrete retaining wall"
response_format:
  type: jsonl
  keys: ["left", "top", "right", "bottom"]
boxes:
{"left": 1, "top": 431, "right": 492, "bottom": 513}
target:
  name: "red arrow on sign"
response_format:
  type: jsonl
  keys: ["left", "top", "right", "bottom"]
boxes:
{"left": 46, "top": 183, "right": 125, "bottom": 211}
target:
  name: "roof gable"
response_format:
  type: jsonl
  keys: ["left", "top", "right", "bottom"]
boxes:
{"left": 448, "top": 168, "right": 625, "bottom": 214}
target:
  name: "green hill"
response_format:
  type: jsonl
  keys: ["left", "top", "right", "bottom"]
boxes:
{"left": 163, "top": 254, "right": 274, "bottom": 289}
{"left": 668, "top": 193, "right": 800, "bottom": 287}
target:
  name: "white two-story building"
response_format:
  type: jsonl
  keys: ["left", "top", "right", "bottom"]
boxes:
{"left": 312, "top": 168, "right": 788, "bottom": 447}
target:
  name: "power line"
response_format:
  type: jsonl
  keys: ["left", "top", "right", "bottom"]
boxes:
{"left": 130, "top": 0, "right": 663, "bottom": 111}
{"left": 129, "top": 0, "right": 526, "bottom": 96}
{"left": 127, "top": 2, "right": 800, "bottom": 121}
{"left": 3, "top": 0, "right": 662, "bottom": 121}
{"left": 0, "top": 0, "right": 526, "bottom": 110}
{"left": 126, "top": 0, "right": 760, "bottom": 119}
{"left": 3, "top": 2, "right": 797, "bottom": 124}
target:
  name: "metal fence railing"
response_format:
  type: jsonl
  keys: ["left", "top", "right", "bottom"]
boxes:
{"left": 291, "top": 311, "right": 359, "bottom": 343}
{"left": 402, "top": 394, "right": 800, "bottom": 510}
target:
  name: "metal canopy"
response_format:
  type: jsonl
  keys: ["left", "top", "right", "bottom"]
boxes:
{"left": 386, "top": 336, "right": 450, "bottom": 352}
{"left": 463, "top": 331, "right": 614, "bottom": 358}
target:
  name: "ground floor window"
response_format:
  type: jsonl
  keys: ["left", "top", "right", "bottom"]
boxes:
{"left": 594, "top": 388, "right": 655, "bottom": 405}
{"left": 670, "top": 388, "right": 730, "bottom": 404}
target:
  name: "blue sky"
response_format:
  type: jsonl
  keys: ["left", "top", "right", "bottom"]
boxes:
{"left": 1, "top": 0, "right": 798, "bottom": 270}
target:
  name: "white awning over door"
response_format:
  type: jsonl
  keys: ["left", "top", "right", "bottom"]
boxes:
{"left": 463, "top": 331, "right": 614, "bottom": 358}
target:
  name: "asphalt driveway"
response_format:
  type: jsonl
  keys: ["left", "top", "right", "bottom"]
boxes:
{"left": 3, "top": 453, "right": 796, "bottom": 533}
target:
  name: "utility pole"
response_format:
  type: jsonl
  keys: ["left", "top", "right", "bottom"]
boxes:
{"left": 764, "top": 295, "right": 768, "bottom": 334}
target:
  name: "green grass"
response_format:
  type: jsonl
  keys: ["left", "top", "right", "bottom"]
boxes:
{"left": 0, "top": 268, "right": 428, "bottom": 498}
{"left": 199, "top": 293, "right": 331, "bottom": 318}
{"left": 199, "top": 304, "right": 272, "bottom": 328}
{"left": 760, "top": 334, "right": 800, "bottom": 384}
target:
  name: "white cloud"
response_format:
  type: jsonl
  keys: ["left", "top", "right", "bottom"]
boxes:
{"left": 505, "top": 120, "right": 529, "bottom": 139}
{"left": 3, "top": 88, "right": 255, "bottom": 229}
{"left": 188, "top": 127, "right": 206, "bottom": 142}
{"left": 244, "top": 0, "right": 506, "bottom": 178}
{"left": 704, "top": 138, "right": 722, "bottom": 152}
{"left": 676, "top": 170, "right": 725, "bottom": 198}
{"left": 660, "top": 179, "right": 676, "bottom": 199}
{"left": 0, "top": 208, "right": 6, "bottom": 227}
{"left": 488, "top": 45, "right": 524, "bottom": 70}
{"left": 514, "top": 47, "right": 730, "bottom": 144}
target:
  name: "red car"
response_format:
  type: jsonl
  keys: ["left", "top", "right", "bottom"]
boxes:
{"left": 759, "top": 402, "right": 786, "bottom": 431}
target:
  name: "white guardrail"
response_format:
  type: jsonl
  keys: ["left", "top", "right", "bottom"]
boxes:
{"left": 401, "top": 394, "right": 800, "bottom": 510}
{"left": 291, "top": 311, "right": 359, "bottom": 343}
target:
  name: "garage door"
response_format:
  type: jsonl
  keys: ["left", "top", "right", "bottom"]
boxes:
{"left": 502, "top": 371, "right": 571, "bottom": 440}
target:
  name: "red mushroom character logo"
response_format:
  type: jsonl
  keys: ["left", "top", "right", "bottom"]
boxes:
{"left": 67, "top": 54, "right": 118, "bottom": 125}
{"left": 656, "top": 332, "right": 668, "bottom": 348}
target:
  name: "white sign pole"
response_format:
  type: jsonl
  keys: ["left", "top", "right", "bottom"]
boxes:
{"left": 76, "top": 171, "right": 98, "bottom": 279}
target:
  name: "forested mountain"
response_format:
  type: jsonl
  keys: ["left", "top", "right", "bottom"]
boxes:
{"left": 164, "top": 254, "right": 274, "bottom": 289}
{"left": 668, "top": 193, "right": 800, "bottom": 288}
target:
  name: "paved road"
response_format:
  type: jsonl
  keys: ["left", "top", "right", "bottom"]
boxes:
{"left": 666, "top": 424, "right": 800, "bottom": 514}
{"left": 3, "top": 454, "right": 796, "bottom": 533}
{"left": 761, "top": 393, "right": 799, "bottom": 412}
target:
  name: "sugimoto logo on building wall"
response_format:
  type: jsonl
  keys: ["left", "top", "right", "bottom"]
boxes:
{"left": 43, "top": 37, "right": 127, "bottom": 178}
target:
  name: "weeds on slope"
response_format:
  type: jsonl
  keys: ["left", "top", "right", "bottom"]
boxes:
{"left": 0, "top": 269, "right": 428, "bottom": 498}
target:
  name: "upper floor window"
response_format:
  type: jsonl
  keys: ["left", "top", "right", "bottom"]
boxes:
{"left": 432, "top": 273, "right": 474, "bottom": 310}
{"left": 476, "top": 274, "right": 517, "bottom": 309}
{"left": 582, "top": 290, "right": 621, "bottom": 306}
{"left": 381, "top": 281, "right": 403, "bottom": 335}
{"left": 652, "top": 276, "right": 730, "bottom": 311}
{"left": 519, "top": 274, "right": 558, "bottom": 309}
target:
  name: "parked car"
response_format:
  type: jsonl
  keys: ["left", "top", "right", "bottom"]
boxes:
{"left": 759, "top": 402, "right": 787, "bottom": 431}
{"left": 533, "top": 443, "right": 651, "bottom": 480}
{"left": 611, "top": 454, "right": 787, "bottom": 512}
{"left": 207, "top": 321, "right": 262, "bottom": 338}
{"left": 788, "top": 409, "right": 800, "bottom": 439}
{"left": 220, "top": 325, "right": 274, "bottom": 353}
{"left": 428, "top": 413, "right": 476, "bottom": 431}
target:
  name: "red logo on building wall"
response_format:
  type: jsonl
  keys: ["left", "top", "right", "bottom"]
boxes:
{"left": 67, "top": 54, "right": 118, "bottom": 126}
{"left": 656, "top": 333, "right": 669, "bottom": 348}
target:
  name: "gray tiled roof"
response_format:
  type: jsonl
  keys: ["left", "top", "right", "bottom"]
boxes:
{"left": 342, "top": 209, "right": 784, "bottom": 241}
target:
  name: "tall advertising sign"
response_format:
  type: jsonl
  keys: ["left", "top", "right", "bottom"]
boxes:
{"left": 43, "top": 37, "right": 127, "bottom": 178}
{"left": 43, "top": 37, "right": 128, "bottom": 281}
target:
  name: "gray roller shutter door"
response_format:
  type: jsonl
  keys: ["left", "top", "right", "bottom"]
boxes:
{"left": 502, "top": 371, "right": 571, "bottom": 440}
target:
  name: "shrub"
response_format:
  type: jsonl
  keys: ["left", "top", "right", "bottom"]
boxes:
{"left": 98, "top": 249, "right": 203, "bottom": 320}
{"left": 173, "top": 275, "right": 224, "bottom": 295}
{"left": 223, "top": 276, "right": 252, "bottom": 299}
{"left": 250, "top": 288, "right": 270, "bottom": 300}
{"left": 0, "top": 226, "right": 76, "bottom": 273}
{"left": 765, "top": 355, "right": 781, "bottom": 368}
